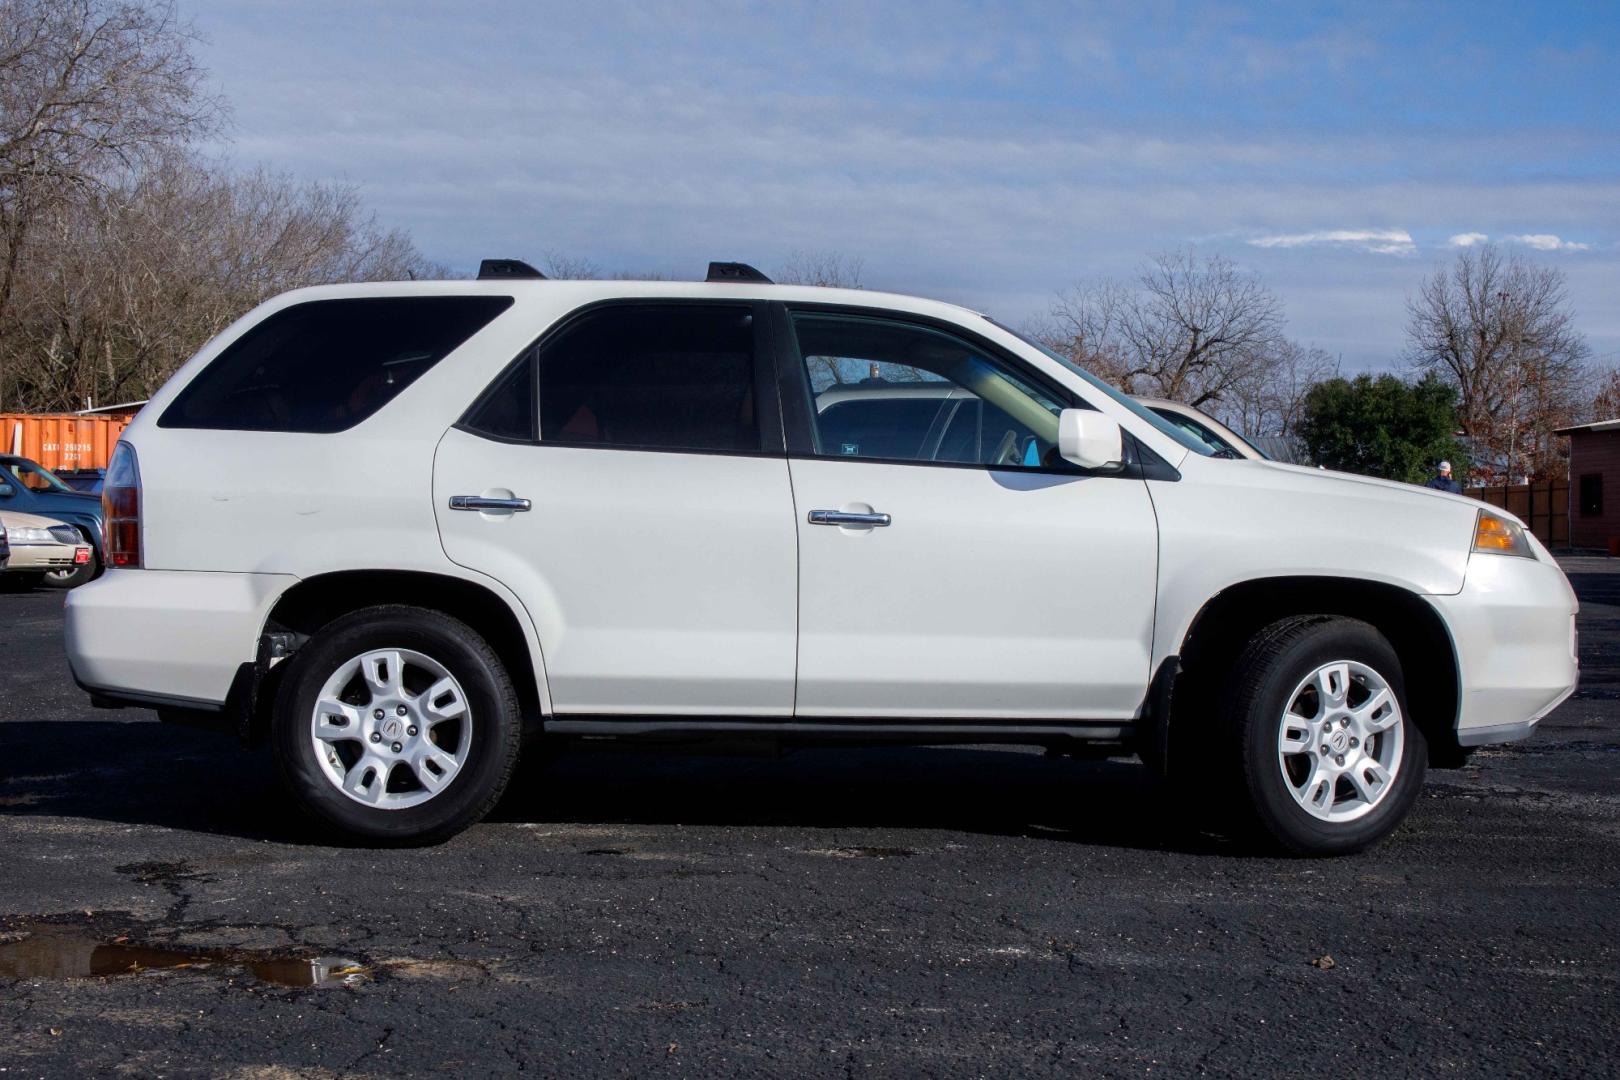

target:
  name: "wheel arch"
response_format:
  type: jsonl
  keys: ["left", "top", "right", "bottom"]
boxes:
{"left": 1156, "top": 575, "right": 1464, "bottom": 771}
{"left": 249, "top": 569, "right": 548, "bottom": 743}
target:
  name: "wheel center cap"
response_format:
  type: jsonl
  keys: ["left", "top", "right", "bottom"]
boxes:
{"left": 379, "top": 717, "right": 404, "bottom": 741}
{"left": 1330, "top": 728, "right": 1350, "bottom": 753}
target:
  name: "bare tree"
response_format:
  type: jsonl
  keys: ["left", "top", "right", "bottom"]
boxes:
{"left": 1, "top": 156, "right": 442, "bottom": 410}
{"left": 774, "top": 250, "right": 864, "bottom": 288}
{"left": 1039, "top": 249, "right": 1286, "bottom": 410}
{"left": 539, "top": 251, "right": 602, "bottom": 279}
{"left": 0, "top": 0, "right": 221, "bottom": 404}
{"left": 1220, "top": 339, "right": 1337, "bottom": 437}
{"left": 0, "top": 0, "right": 218, "bottom": 179}
{"left": 1588, "top": 367, "right": 1620, "bottom": 425}
{"left": 1406, "top": 244, "right": 1588, "bottom": 481}
{"left": 1029, "top": 277, "right": 1135, "bottom": 389}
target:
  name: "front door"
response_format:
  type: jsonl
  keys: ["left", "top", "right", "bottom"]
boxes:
{"left": 780, "top": 308, "right": 1159, "bottom": 721}
{"left": 435, "top": 302, "right": 798, "bottom": 716}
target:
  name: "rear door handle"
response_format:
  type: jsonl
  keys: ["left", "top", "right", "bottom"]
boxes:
{"left": 807, "top": 510, "right": 891, "bottom": 527}
{"left": 449, "top": 495, "right": 532, "bottom": 512}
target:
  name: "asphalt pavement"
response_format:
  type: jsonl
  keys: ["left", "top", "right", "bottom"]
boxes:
{"left": 1, "top": 563, "right": 1617, "bottom": 1077}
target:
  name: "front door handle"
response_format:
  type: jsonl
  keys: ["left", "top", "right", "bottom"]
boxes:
{"left": 449, "top": 495, "right": 532, "bottom": 512}
{"left": 807, "top": 509, "right": 891, "bottom": 527}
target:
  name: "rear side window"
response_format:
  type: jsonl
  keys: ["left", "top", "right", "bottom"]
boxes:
{"left": 462, "top": 355, "right": 536, "bottom": 442}
{"left": 534, "top": 305, "right": 758, "bottom": 452}
{"left": 160, "top": 296, "right": 513, "bottom": 433}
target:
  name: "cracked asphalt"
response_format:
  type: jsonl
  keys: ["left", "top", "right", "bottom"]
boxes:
{"left": 2, "top": 560, "right": 1618, "bottom": 1078}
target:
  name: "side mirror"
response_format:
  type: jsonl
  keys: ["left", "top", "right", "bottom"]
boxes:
{"left": 0, "top": 482, "right": 13, "bottom": 497}
{"left": 1058, "top": 409, "right": 1124, "bottom": 470}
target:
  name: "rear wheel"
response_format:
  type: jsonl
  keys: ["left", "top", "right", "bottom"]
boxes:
{"left": 272, "top": 605, "right": 522, "bottom": 845}
{"left": 1223, "top": 615, "right": 1426, "bottom": 855}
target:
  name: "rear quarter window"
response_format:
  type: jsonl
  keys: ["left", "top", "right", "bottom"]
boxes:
{"left": 159, "top": 296, "right": 513, "bottom": 433}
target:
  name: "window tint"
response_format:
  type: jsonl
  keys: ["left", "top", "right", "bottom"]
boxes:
{"left": 818, "top": 396, "right": 949, "bottom": 459}
{"left": 793, "top": 313, "right": 1067, "bottom": 469}
{"left": 462, "top": 355, "right": 536, "bottom": 441}
{"left": 537, "top": 305, "right": 758, "bottom": 452}
{"left": 4, "top": 459, "right": 72, "bottom": 492}
{"left": 160, "top": 296, "right": 513, "bottom": 433}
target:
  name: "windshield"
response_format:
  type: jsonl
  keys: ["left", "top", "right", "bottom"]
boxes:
{"left": 3, "top": 458, "right": 75, "bottom": 493}
{"left": 987, "top": 321, "right": 1216, "bottom": 457}
{"left": 1148, "top": 407, "right": 1247, "bottom": 459}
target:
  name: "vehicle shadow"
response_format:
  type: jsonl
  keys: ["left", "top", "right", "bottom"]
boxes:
{"left": 499, "top": 741, "right": 1225, "bottom": 854}
{"left": 0, "top": 719, "right": 1226, "bottom": 854}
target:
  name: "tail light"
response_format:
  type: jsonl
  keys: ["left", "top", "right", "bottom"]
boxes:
{"left": 103, "top": 442, "right": 142, "bottom": 568}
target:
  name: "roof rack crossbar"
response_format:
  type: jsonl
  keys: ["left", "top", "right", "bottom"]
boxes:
{"left": 477, "top": 258, "right": 546, "bottom": 280}
{"left": 706, "top": 261, "right": 772, "bottom": 284}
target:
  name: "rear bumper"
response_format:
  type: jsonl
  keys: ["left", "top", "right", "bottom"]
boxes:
{"left": 65, "top": 568, "right": 296, "bottom": 705}
{"left": 1428, "top": 552, "right": 1579, "bottom": 746}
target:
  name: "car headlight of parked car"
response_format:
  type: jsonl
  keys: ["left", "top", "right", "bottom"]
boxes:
{"left": 1473, "top": 510, "right": 1535, "bottom": 559}
{"left": 8, "top": 527, "right": 55, "bottom": 544}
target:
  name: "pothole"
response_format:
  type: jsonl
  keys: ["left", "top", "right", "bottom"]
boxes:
{"left": 0, "top": 922, "right": 366, "bottom": 988}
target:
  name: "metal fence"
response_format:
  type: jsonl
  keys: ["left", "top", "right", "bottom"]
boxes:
{"left": 1473, "top": 479, "right": 1569, "bottom": 547}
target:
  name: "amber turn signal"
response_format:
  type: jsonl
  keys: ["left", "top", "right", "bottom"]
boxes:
{"left": 1473, "top": 511, "right": 1533, "bottom": 558}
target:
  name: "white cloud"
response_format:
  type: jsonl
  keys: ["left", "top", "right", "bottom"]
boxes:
{"left": 1510, "top": 233, "right": 1591, "bottom": 252}
{"left": 1449, "top": 232, "right": 1488, "bottom": 246}
{"left": 1248, "top": 228, "right": 1415, "bottom": 255}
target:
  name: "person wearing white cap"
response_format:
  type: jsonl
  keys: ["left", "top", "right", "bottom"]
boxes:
{"left": 1424, "top": 460, "right": 1461, "bottom": 493}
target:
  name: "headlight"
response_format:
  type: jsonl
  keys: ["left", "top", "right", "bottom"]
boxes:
{"left": 9, "top": 527, "right": 52, "bottom": 543}
{"left": 1473, "top": 510, "right": 1534, "bottom": 558}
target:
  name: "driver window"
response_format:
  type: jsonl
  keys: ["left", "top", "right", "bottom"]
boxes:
{"left": 8, "top": 462, "right": 51, "bottom": 491}
{"left": 792, "top": 313, "right": 1067, "bottom": 469}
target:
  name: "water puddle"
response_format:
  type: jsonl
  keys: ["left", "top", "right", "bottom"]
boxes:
{"left": 805, "top": 846, "right": 915, "bottom": 858}
{"left": 0, "top": 924, "right": 366, "bottom": 988}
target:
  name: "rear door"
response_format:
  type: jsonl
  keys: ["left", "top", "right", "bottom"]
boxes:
{"left": 434, "top": 301, "right": 799, "bottom": 716}
{"left": 777, "top": 306, "right": 1160, "bottom": 722}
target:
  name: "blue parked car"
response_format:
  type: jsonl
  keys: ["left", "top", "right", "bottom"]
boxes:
{"left": 55, "top": 468, "right": 106, "bottom": 495}
{"left": 0, "top": 454, "right": 103, "bottom": 588}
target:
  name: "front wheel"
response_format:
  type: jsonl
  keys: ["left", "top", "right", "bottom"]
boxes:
{"left": 41, "top": 547, "right": 99, "bottom": 589}
{"left": 1224, "top": 615, "right": 1427, "bottom": 855}
{"left": 272, "top": 605, "right": 522, "bottom": 845}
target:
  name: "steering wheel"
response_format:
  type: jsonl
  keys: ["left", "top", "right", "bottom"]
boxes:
{"left": 990, "top": 429, "right": 1021, "bottom": 467}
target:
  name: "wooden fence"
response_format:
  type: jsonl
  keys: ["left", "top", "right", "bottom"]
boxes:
{"left": 1474, "top": 479, "right": 1569, "bottom": 547}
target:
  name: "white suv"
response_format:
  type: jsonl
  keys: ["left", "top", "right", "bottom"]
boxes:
{"left": 65, "top": 261, "right": 1579, "bottom": 852}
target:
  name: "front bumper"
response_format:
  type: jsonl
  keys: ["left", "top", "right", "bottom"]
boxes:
{"left": 5, "top": 541, "right": 86, "bottom": 571}
{"left": 1427, "top": 551, "right": 1579, "bottom": 747}
{"left": 65, "top": 568, "right": 297, "bottom": 706}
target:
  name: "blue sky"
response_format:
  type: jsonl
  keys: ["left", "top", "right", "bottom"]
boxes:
{"left": 191, "top": 1, "right": 1619, "bottom": 371}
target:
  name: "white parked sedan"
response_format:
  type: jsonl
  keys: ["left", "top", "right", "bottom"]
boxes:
{"left": 1, "top": 510, "right": 92, "bottom": 588}
{"left": 63, "top": 261, "right": 1578, "bottom": 852}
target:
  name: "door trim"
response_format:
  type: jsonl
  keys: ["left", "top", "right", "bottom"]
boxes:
{"left": 546, "top": 714, "right": 1131, "bottom": 745}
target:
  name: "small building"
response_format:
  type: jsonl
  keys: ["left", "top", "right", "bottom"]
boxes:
{"left": 1553, "top": 418, "right": 1620, "bottom": 549}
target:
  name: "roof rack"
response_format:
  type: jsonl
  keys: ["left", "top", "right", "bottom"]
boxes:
{"left": 477, "top": 258, "right": 546, "bottom": 280}
{"left": 706, "top": 261, "right": 772, "bottom": 284}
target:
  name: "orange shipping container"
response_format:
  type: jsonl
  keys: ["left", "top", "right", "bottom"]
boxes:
{"left": 2, "top": 412, "right": 137, "bottom": 472}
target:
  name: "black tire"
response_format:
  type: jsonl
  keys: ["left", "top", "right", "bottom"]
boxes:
{"left": 272, "top": 605, "right": 522, "bottom": 846}
{"left": 1221, "top": 615, "right": 1427, "bottom": 856}
{"left": 0, "top": 571, "right": 46, "bottom": 592}
{"left": 40, "top": 548, "right": 98, "bottom": 589}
